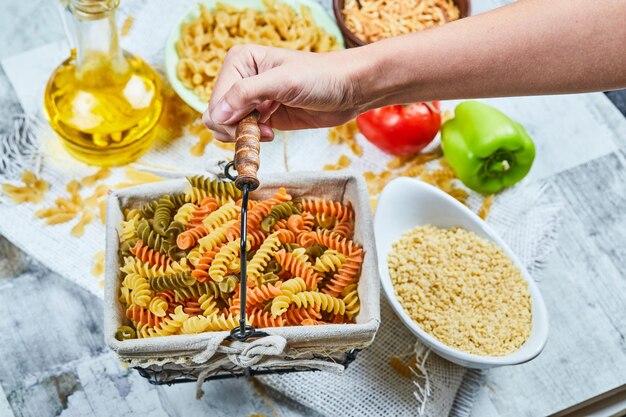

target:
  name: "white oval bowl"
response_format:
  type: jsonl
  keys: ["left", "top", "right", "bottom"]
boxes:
{"left": 375, "top": 177, "right": 549, "bottom": 369}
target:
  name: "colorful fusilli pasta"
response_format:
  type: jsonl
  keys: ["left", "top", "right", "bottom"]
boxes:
{"left": 115, "top": 176, "right": 364, "bottom": 340}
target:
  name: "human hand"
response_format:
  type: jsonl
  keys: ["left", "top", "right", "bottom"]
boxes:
{"left": 202, "top": 44, "right": 365, "bottom": 142}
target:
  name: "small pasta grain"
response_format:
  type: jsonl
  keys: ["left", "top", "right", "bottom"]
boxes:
{"left": 388, "top": 225, "right": 531, "bottom": 356}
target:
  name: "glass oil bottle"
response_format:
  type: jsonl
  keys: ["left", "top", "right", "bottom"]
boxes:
{"left": 44, "top": 0, "right": 163, "bottom": 166}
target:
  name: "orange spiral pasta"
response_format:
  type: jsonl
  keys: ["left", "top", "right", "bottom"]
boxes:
{"left": 332, "top": 218, "right": 355, "bottom": 239}
{"left": 301, "top": 318, "right": 326, "bottom": 325}
{"left": 296, "top": 231, "right": 317, "bottom": 247}
{"left": 126, "top": 304, "right": 163, "bottom": 328}
{"left": 130, "top": 240, "right": 171, "bottom": 269}
{"left": 249, "top": 308, "right": 285, "bottom": 328}
{"left": 275, "top": 227, "right": 296, "bottom": 244}
{"left": 247, "top": 228, "right": 268, "bottom": 249}
{"left": 247, "top": 282, "right": 283, "bottom": 305}
{"left": 116, "top": 178, "right": 365, "bottom": 340}
{"left": 313, "top": 229, "right": 363, "bottom": 257}
{"left": 302, "top": 198, "right": 354, "bottom": 223}
{"left": 273, "top": 249, "right": 322, "bottom": 290}
{"left": 286, "top": 213, "right": 314, "bottom": 234}
{"left": 187, "top": 197, "right": 219, "bottom": 228}
{"left": 191, "top": 246, "right": 222, "bottom": 282}
{"left": 284, "top": 305, "right": 322, "bottom": 325}
{"left": 177, "top": 224, "right": 209, "bottom": 250}
{"left": 322, "top": 253, "right": 364, "bottom": 297}
{"left": 181, "top": 297, "right": 203, "bottom": 316}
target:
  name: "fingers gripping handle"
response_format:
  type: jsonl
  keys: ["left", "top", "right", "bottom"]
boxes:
{"left": 234, "top": 110, "right": 261, "bottom": 191}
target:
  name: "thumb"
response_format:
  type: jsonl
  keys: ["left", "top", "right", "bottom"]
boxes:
{"left": 210, "top": 70, "right": 285, "bottom": 125}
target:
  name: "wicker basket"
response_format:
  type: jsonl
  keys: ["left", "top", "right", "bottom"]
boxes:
{"left": 104, "top": 171, "right": 380, "bottom": 385}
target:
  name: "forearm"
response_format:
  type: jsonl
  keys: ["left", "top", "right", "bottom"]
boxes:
{"left": 346, "top": 0, "right": 626, "bottom": 109}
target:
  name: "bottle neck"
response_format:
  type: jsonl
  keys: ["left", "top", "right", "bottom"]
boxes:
{"left": 69, "top": 0, "right": 126, "bottom": 79}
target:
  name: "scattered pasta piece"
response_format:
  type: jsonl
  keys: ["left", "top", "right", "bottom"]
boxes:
{"left": 114, "top": 167, "right": 165, "bottom": 189}
{"left": 81, "top": 168, "right": 111, "bottom": 187}
{"left": 327, "top": 120, "right": 363, "bottom": 156}
{"left": 93, "top": 251, "right": 105, "bottom": 276}
{"left": 188, "top": 123, "right": 214, "bottom": 157}
{"left": 120, "top": 16, "right": 134, "bottom": 36}
{"left": 478, "top": 194, "right": 494, "bottom": 220}
{"left": 323, "top": 155, "right": 351, "bottom": 171}
{"left": 71, "top": 210, "right": 95, "bottom": 237}
{"left": 389, "top": 355, "right": 416, "bottom": 379}
{"left": 2, "top": 171, "right": 48, "bottom": 203}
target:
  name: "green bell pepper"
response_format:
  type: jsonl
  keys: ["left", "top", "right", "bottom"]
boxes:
{"left": 441, "top": 101, "right": 535, "bottom": 195}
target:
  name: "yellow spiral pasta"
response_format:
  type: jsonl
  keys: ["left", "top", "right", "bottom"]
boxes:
{"left": 202, "top": 202, "right": 240, "bottom": 231}
{"left": 247, "top": 232, "right": 282, "bottom": 283}
{"left": 148, "top": 296, "right": 168, "bottom": 317}
{"left": 198, "top": 219, "right": 237, "bottom": 253}
{"left": 341, "top": 283, "right": 360, "bottom": 320}
{"left": 209, "top": 239, "right": 243, "bottom": 282}
{"left": 288, "top": 291, "right": 346, "bottom": 316}
{"left": 174, "top": 203, "right": 197, "bottom": 224}
{"left": 198, "top": 293, "right": 219, "bottom": 317}
{"left": 313, "top": 250, "right": 346, "bottom": 273}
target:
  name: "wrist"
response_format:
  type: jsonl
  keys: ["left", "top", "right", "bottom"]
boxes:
{"left": 344, "top": 37, "right": 417, "bottom": 112}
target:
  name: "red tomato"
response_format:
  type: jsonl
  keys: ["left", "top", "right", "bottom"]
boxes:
{"left": 356, "top": 102, "right": 441, "bottom": 156}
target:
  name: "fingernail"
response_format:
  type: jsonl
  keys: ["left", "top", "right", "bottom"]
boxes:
{"left": 212, "top": 100, "right": 233, "bottom": 124}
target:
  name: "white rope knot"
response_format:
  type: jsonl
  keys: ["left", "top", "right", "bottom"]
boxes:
{"left": 225, "top": 335, "right": 287, "bottom": 368}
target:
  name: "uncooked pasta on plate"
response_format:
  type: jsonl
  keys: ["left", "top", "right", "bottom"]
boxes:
{"left": 176, "top": 0, "right": 340, "bottom": 101}
{"left": 343, "top": 0, "right": 460, "bottom": 43}
{"left": 387, "top": 225, "right": 531, "bottom": 356}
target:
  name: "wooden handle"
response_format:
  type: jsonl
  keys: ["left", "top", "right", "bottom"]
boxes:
{"left": 234, "top": 110, "right": 261, "bottom": 191}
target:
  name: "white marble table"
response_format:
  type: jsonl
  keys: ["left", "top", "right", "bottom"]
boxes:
{"left": 1, "top": 1, "right": 626, "bottom": 416}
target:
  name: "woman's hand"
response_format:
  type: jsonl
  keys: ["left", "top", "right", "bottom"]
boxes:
{"left": 202, "top": 44, "right": 365, "bottom": 142}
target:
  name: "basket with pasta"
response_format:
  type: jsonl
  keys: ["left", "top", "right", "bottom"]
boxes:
{"left": 104, "top": 171, "right": 379, "bottom": 385}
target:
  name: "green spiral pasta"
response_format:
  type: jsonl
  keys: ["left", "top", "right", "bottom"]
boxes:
{"left": 174, "top": 281, "right": 230, "bottom": 301}
{"left": 153, "top": 195, "right": 179, "bottom": 236}
{"left": 115, "top": 325, "right": 136, "bottom": 341}
{"left": 261, "top": 202, "right": 301, "bottom": 232}
{"left": 136, "top": 219, "right": 185, "bottom": 260}
{"left": 120, "top": 238, "right": 137, "bottom": 257}
{"left": 305, "top": 244, "right": 326, "bottom": 259}
{"left": 218, "top": 274, "right": 239, "bottom": 293}
{"left": 165, "top": 220, "right": 185, "bottom": 241}
{"left": 140, "top": 200, "right": 159, "bottom": 219}
{"left": 186, "top": 176, "right": 242, "bottom": 200}
{"left": 149, "top": 271, "right": 195, "bottom": 292}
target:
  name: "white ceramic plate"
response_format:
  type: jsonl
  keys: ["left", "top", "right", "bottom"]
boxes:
{"left": 375, "top": 177, "right": 549, "bottom": 368}
{"left": 164, "top": 0, "right": 345, "bottom": 113}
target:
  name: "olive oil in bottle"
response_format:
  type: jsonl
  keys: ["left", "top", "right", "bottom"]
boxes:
{"left": 44, "top": 0, "right": 163, "bottom": 166}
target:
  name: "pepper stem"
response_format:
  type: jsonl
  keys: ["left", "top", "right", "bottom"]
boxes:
{"left": 484, "top": 152, "right": 515, "bottom": 177}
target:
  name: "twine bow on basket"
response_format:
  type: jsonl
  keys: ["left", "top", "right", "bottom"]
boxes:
{"left": 194, "top": 334, "right": 288, "bottom": 399}
{"left": 222, "top": 335, "right": 288, "bottom": 368}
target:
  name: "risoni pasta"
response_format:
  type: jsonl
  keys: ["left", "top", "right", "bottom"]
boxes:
{"left": 175, "top": 0, "right": 340, "bottom": 102}
{"left": 115, "top": 176, "right": 364, "bottom": 340}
